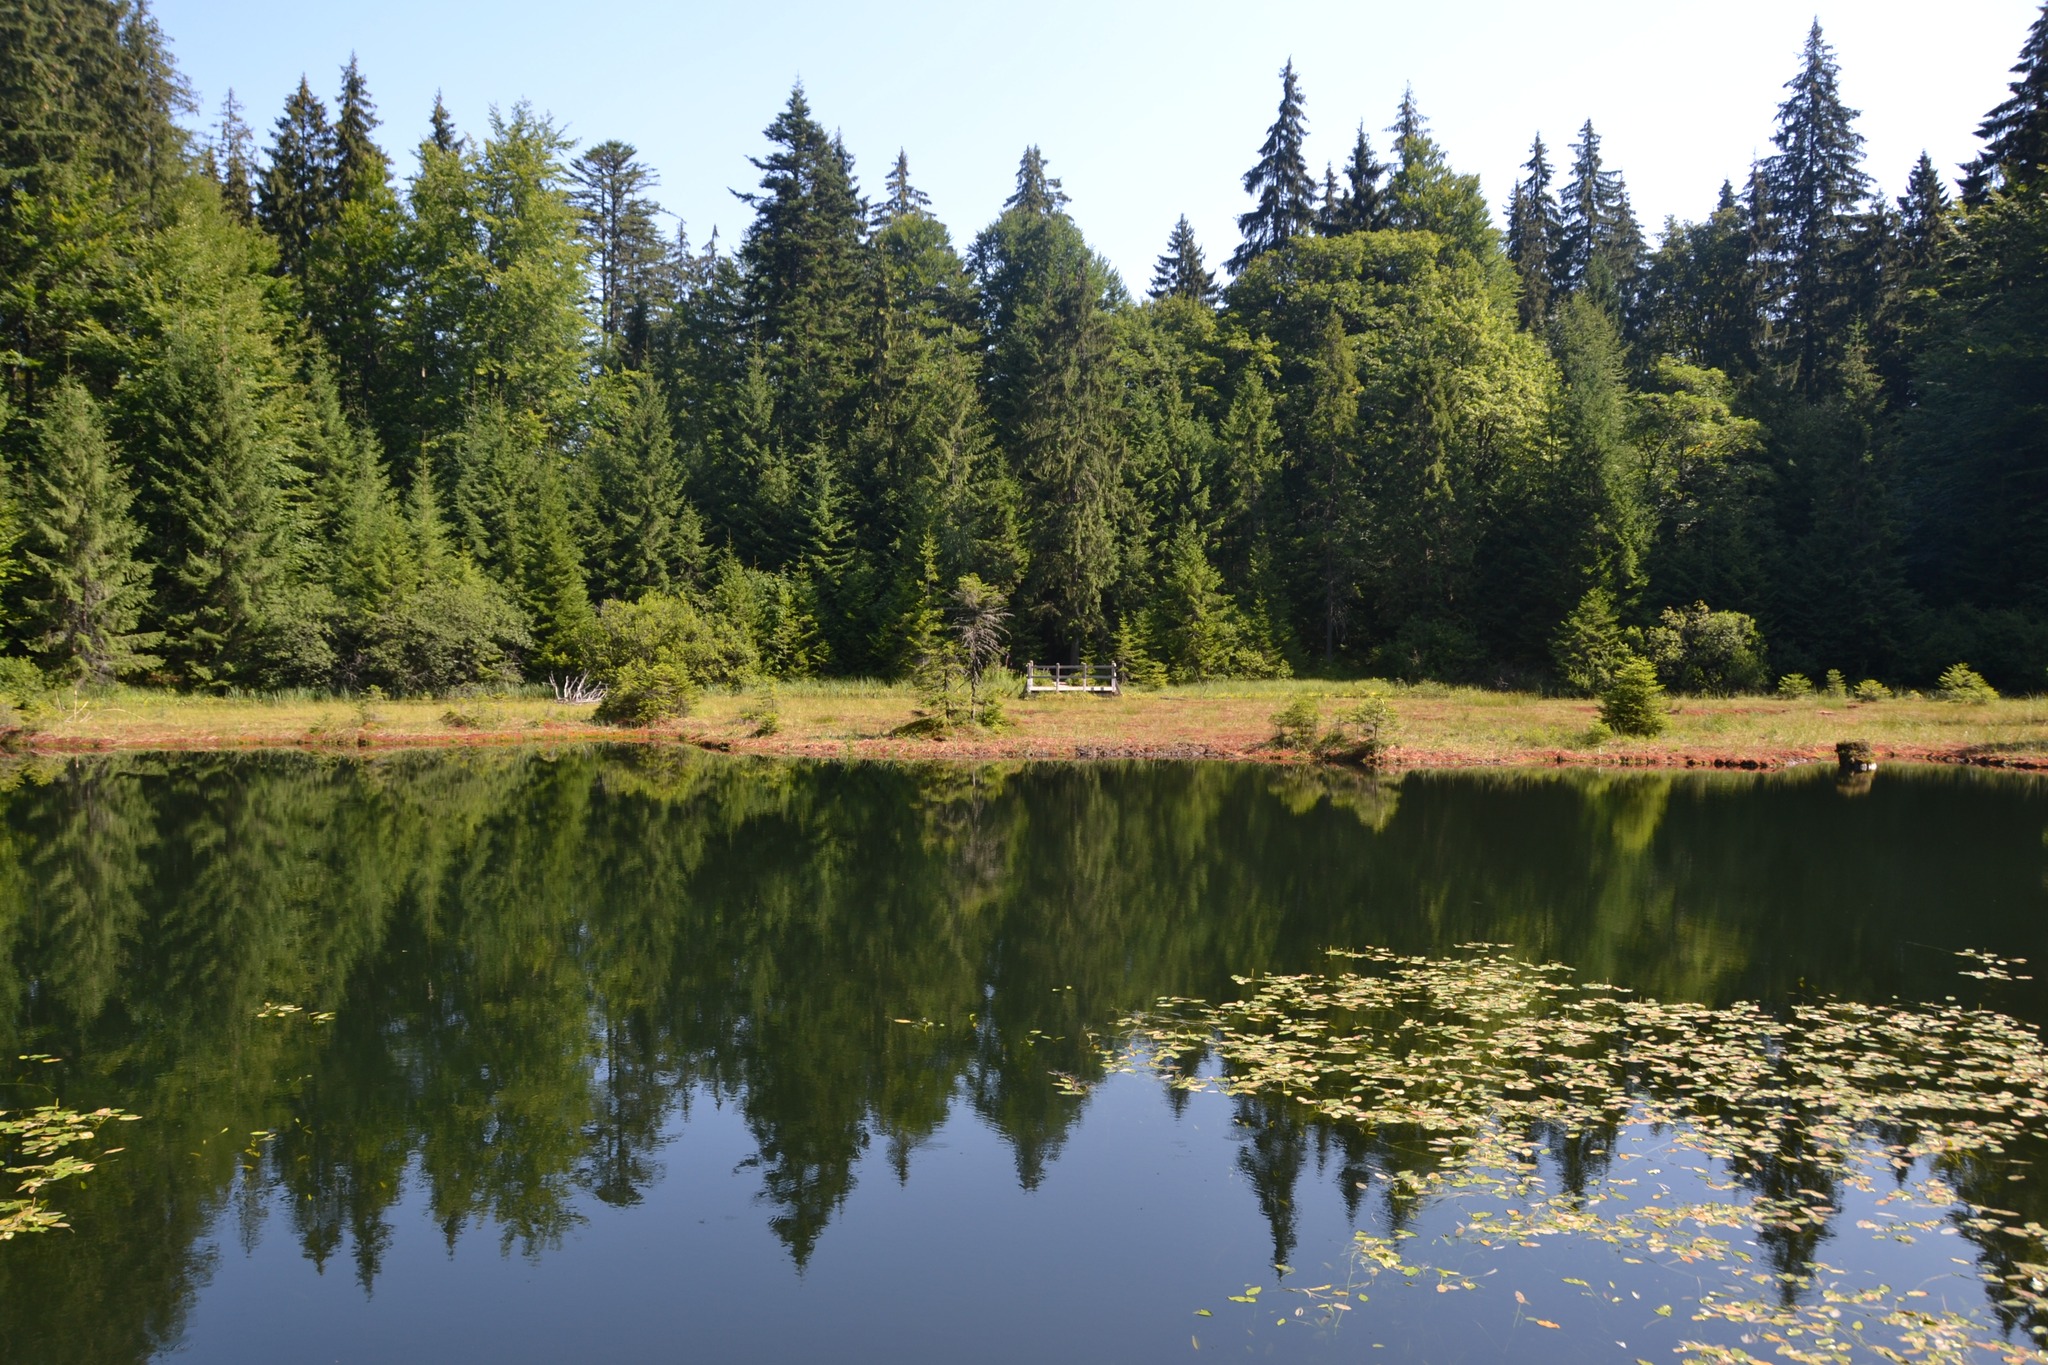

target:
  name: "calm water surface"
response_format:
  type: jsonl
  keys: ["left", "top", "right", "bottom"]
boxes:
{"left": 0, "top": 750, "right": 2044, "bottom": 1362}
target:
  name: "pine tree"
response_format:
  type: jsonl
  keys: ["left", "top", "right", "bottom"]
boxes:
{"left": 306, "top": 59, "right": 403, "bottom": 423}
{"left": 1229, "top": 59, "right": 1316, "bottom": 273}
{"left": 1148, "top": 215, "right": 1216, "bottom": 303}
{"left": 256, "top": 76, "right": 339, "bottom": 281}
{"left": 588, "top": 369, "right": 702, "bottom": 600}
{"left": 570, "top": 140, "right": 668, "bottom": 344}
{"left": 1006, "top": 146, "right": 1068, "bottom": 215}
{"left": 1506, "top": 134, "right": 1561, "bottom": 330}
{"left": 874, "top": 148, "right": 933, "bottom": 228}
{"left": 1557, "top": 120, "right": 1644, "bottom": 313}
{"left": 428, "top": 92, "right": 460, "bottom": 153}
{"left": 1327, "top": 126, "right": 1388, "bottom": 234}
{"left": 1964, "top": 1, "right": 2048, "bottom": 198}
{"left": 1383, "top": 87, "right": 1494, "bottom": 260}
{"left": 332, "top": 55, "right": 389, "bottom": 205}
{"left": 1897, "top": 151, "right": 1954, "bottom": 272}
{"left": 1759, "top": 22, "right": 1871, "bottom": 395}
{"left": 214, "top": 90, "right": 256, "bottom": 226}
{"left": 738, "top": 86, "right": 868, "bottom": 453}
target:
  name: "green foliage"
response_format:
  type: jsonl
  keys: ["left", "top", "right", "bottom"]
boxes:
{"left": 351, "top": 573, "right": 531, "bottom": 695}
{"left": 1, "top": 1089, "right": 139, "bottom": 1239}
{"left": 1270, "top": 694, "right": 1323, "bottom": 751}
{"left": 1113, "top": 616, "right": 1168, "bottom": 691}
{"left": 1823, "top": 668, "right": 1849, "bottom": 700}
{"left": 1852, "top": 678, "right": 1893, "bottom": 702}
{"left": 1632, "top": 602, "right": 1768, "bottom": 695}
{"left": 1318, "top": 695, "right": 1399, "bottom": 767}
{"left": 592, "top": 659, "right": 698, "bottom": 726}
{"left": 1776, "top": 672, "right": 1815, "bottom": 698}
{"left": 588, "top": 591, "right": 757, "bottom": 692}
{"left": 1935, "top": 662, "right": 1999, "bottom": 703}
{"left": 1551, "top": 587, "right": 1625, "bottom": 696}
{"left": 21, "top": 380, "right": 160, "bottom": 683}
{"left": 1598, "top": 652, "right": 1666, "bottom": 736}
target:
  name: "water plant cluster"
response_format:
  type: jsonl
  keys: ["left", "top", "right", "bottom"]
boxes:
{"left": 1108, "top": 947, "right": 2048, "bottom": 1363}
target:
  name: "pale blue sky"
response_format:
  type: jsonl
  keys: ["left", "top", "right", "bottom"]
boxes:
{"left": 156, "top": 0, "right": 2039, "bottom": 287}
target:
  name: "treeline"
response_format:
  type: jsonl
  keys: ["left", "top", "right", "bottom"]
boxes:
{"left": 1, "top": 2, "right": 2045, "bottom": 696}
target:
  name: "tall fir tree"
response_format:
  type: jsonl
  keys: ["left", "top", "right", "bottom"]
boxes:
{"left": 1759, "top": 22, "right": 1872, "bottom": 396}
{"left": 1325, "top": 126, "right": 1388, "bottom": 235}
{"left": 1964, "top": 0, "right": 2048, "bottom": 199}
{"left": 22, "top": 380, "right": 160, "bottom": 683}
{"left": 587, "top": 368, "right": 703, "bottom": 600}
{"left": 1229, "top": 59, "right": 1316, "bottom": 273}
{"left": 1506, "top": 134, "right": 1561, "bottom": 330}
{"left": 1005, "top": 146, "right": 1068, "bottom": 215}
{"left": 570, "top": 140, "right": 668, "bottom": 346}
{"left": 255, "top": 76, "right": 339, "bottom": 282}
{"left": 1149, "top": 216, "right": 1216, "bottom": 303}
{"left": 738, "top": 86, "right": 868, "bottom": 455}
{"left": 306, "top": 58, "right": 403, "bottom": 422}
{"left": 332, "top": 55, "right": 388, "bottom": 204}
{"left": 1383, "top": 88, "right": 1495, "bottom": 260}
{"left": 1556, "top": 120, "right": 1644, "bottom": 314}
{"left": 213, "top": 90, "right": 256, "bottom": 226}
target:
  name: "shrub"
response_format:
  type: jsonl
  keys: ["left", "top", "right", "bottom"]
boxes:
{"left": 1581, "top": 719, "right": 1614, "bottom": 747}
{"left": 589, "top": 592, "right": 757, "bottom": 688}
{"left": 1319, "top": 696, "right": 1398, "bottom": 767}
{"left": 0, "top": 656, "right": 51, "bottom": 732}
{"left": 352, "top": 576, "right": 532, "bottom": 695}
{"left": 1599, "top": 653, "right": 1666, "bottom": 737}
{"left": 1270, "top": 695, "right": 1322, "bottom": 750}
{"left": 1935, "top": 663, "right": 1999, "bottom": 703}
{"left": 1633, "top": 602, "right": 1768, "bottom": 695}
{"left": 739, "top": 685, "right": 782, "bottom": 737}
{"left": 1852, "top": 679, "right": 1892, "bottom": 702}
{"left": 594, "top": 659, "right": 698, "bottom": 726}
{"left": 1822, "top": 669, "right": 1848, "bottom": 700}
{"left": 1776, "top": 673, "right": 1815, "bottom": 698}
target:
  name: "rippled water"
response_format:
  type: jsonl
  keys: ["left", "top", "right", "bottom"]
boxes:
{"left": 0, "top": 750, "right": 2042, "bottom": 1362}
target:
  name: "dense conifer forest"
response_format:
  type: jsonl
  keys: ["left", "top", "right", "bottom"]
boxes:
{"left": 2, "top": 1, "right": 2046, "bottom": 699}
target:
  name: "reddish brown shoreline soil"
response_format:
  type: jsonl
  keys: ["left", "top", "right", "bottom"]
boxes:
{"left": 16, "top": 726, "right": 2045, "bottom": 772}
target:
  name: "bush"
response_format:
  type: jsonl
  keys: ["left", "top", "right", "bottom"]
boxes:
{"left": 1599, "top": 653, "right": 1666, "bottom": 737}
{"left": 0, "top": 656, "right": 50, "bottom": 732}
{"left": 1270, "top": 695, "right": 1322, "bottom": 750}
{"left": 1935, "top": 662, "right": 1999, "bottom": 703}
{"left": 1319, "top": 696, "right": 1398, "bottom": 767}
{"left": 352, "top": 576, "right": 532, "bottom": 695}
{"left": 1852, "top": 679, "right": 1893, "bottom": 702}
{"left": 1633, "top": 602, "right": 1768, "bottom": 695}
{"left": 593, "top": 659, "right": 698, "bottom": 726}
{"left": 1776, "top": 673, "right": 1815, "bottom": 698}
{"left": 1822, "top": 669, "right": 1848, "bottom": 700}
{"left": 739, "top": 685, "right": 782, "bottom": 737}
{"left": 589, "top": 592, "right": 757, "bottom": 688}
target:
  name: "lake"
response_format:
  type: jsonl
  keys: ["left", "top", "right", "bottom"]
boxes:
{"left": 1, "top": 749, "right": 2044, "bottom": 1363}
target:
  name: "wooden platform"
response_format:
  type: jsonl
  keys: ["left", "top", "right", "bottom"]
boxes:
{"left": 1024, "top": 663, "right": 1120, "bottom": 695}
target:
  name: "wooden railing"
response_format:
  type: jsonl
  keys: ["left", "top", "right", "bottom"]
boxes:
{"left": 1024, "top": 662, "right": 1120, "bottom": 695}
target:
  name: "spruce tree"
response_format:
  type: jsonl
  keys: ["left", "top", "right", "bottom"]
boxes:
{"left": 214, "top": 90, "right": 256, "bottom": 226}
{"left": 1964, "top": 1, "right": 2048, "bottom": 198}
{"left": 1229, "top": 59, "right": 1316, "bottom": 273}
{"left": 874, "top": 148, "right": 933, "bottom": 227}
{"left": 1557, "top": 120, "right": 1643, "bottom": 313}
{"left": 22, "top": 381, "right": 161, "bottom": 683}
{"left": 256, "top": 76, "right": 339, "bottom": 281}
{"left": 332, "top": 55, "right": 389, "bottom": 204}
{"left": 1006, "top": 145, "right": 1069, "bottom": 215}
{"left": 738, "top": 86, "right": 868, "bottom": 453}
{"left": 570, "top": 140, "right": 668, "bottom": 344}
{"left": 1328, "top": 126, "right": 1388, "bottom": 234}
{"left": 1760, "top": 22, "right": 1871, "bottom": 395}
{"left": 1897, "top": 151, "right": 1954, "bottom": 271}
{"left": 1506, "top": 134, "right": 1561, "bottom": 330}
{"left": 428, "top": 92, "right": 460, "bottom": 153}
{"left": 1383, "top": 88, "right": 1494, "bottom": 259}
{"left": 588, "top": 369, "right": 703, "bottom": 600}
{"left": 1149, "top": 215, "right": 1216, "bottom": 303}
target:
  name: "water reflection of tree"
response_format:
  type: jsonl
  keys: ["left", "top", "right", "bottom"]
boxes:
{"left": 0, "top": 753, "right": 2044, "bottom": 1360}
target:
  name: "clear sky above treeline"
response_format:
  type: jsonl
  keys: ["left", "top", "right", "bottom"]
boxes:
{"left": 156, "top": 0, "right": 2038, "bottom": 288}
